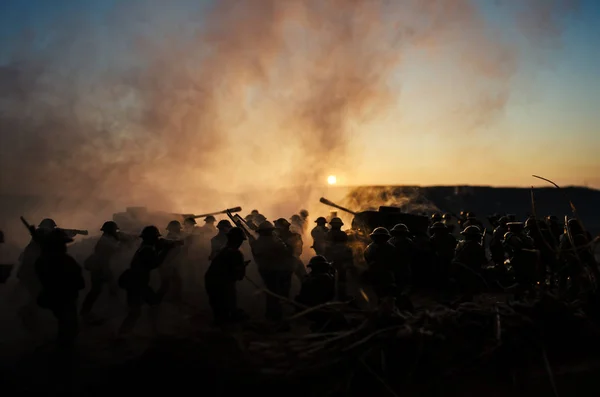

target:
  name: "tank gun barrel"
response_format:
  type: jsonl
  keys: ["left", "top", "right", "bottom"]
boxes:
{"left": 319, "top": 197, "right": 357, "bottom": 216}
{"left": 187, "top": 207, "right": 242, "bottom": 219}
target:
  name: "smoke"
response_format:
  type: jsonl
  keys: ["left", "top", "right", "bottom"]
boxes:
{"left": 0, "top": 0, "right": 580, "bottom": 231}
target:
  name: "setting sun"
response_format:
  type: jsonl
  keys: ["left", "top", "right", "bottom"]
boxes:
{"left": 327, "top": 175, "right": 337, "bottom": 185}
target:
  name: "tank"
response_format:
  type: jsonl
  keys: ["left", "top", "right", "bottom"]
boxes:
{"left": 319, "top": 198, "right": 429, "bottom": 236}
{"left": 112, "top": 206, "right": 179, "bottom": 235}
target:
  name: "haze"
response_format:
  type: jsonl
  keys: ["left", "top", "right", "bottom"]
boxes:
{"left": 0, "top": 0, "right": 598, "bottom": 218}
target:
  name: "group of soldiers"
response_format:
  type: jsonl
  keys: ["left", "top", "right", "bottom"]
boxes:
{"left": 1, "top": 206, "right": 598, "bottom": 348}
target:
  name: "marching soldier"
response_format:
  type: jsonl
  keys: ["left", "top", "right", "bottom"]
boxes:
{"left": 250, "top": 221, "right": 291, "bottom": 322}
{"left": 205, "top": 227, "right": 249, "bottom": 325}
{"left": 274, "top": 218, "right": 306, "bottom": 279}
{"left": 35, "top": 228, "right": 85, "bottom": 348}
{"left": 209, "top": 220, "right": 233, "bottom": 261}
{"left": 311, "top": 217, "right": 329, "bottom": 256}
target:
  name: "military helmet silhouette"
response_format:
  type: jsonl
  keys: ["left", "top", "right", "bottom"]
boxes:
{"left": 390, "top": 223, "right": 409, "bottom": 234}
{"left": 204, "top": 215, "right": 216, "bottom": 223}
{"left": 461, "top": 225, "right": 482, "bottom": 236}
{"left": 227, "top": 227, "right": 246, "bottom": 241}
{"left": 184, "top": 217, "right": 197, "bottom": 225}
{"left": 39, "top": 218, "right": 57, "bottom": 229}
{"left": 307, "top": 255, "right": 331, "bottom": 268}
{"left": 274, "top": 218, "right": 291, "bottom": 228}
{"left": 167, "top": 220, "right": 182, "bottom": 232}
{"left": 257, "top": 221, "right": 275, "bottom": 232}
{"left": 315, "top": 216, "right": 327, "bottom": 225}
{"left": 101, "top": 221, "right": 119, "bottom": 233}
{"left": 370, "top": 227, "right": 390, "bottom": 238}
{"left": 329, "top": 217, "right": 344, "bottom": 226}
{"left": 217, "top": 220, "right": 233, "bottom": 230}
{"left": 140, "top": 225, "right": 161, "bottom": 239}
{"left": 299, "top": 209, "right": 309, "bottom": 218}
{"left": 430, "top": 222, "right": 447, "bottom": 231}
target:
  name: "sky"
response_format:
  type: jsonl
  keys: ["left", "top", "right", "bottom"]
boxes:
{"left": 0, "top": 0, "right": 599, "bottom": 215}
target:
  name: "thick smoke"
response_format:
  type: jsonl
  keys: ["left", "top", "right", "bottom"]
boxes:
{"left": 0, "top": 0, "right": 580, "bottom": 229}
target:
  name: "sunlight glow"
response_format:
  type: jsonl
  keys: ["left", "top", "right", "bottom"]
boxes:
{"left": 327, "top": 175, "right": 337, "bottom": 185}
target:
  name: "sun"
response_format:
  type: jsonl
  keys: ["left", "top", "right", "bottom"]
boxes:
{"left": 327, "top": 175, "right": 337, "bottom": 185}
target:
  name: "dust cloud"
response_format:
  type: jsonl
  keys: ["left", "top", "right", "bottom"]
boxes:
{"left": 0, "top": 0, "right": 580, "bottom": 236}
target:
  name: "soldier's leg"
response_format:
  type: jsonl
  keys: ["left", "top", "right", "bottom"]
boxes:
{"left": 80, "top": 271, "right": 104, "bottom": 316}
{"left": 118, "top": 290, "right": 143, "bottom": 335}
{"left": 53, "top": 303, "right": 79, "bottom": 349}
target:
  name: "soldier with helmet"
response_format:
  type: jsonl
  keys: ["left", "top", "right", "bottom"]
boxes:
{"left": 200, "top": 215, "right": 217, "bottom": 237}
{"left": 452, "top": 226, "right": 488, "bottom": 300}
{"left": 274, "top": 218, "right": 305, "bottom": 279}
{"left": 205, "top": 227, "right": 249, "bottom": 325}
{"left": 429, "top": 222, "right": 457, "bottom": 293}
{"left": 490, "top": 216, "right": 509, "bottom": 266}
{"left": 311, "top": 217, "right": 329, "bottom": 256}
{"left": 299, "top": 209, "right": 310, "bottom": 233}
{"left": 430, "top": 213, "right": 442, "bottom": 225}
{"left": 442, "top": 213, "right": 455, "bottom": 234}
{"left": 159, "top": 220, "right": 186, "bottom": 304}
{"left": 462, "top": 212, "right": 484, "bottom": 231}
{"left": 503, "top": 228, "right": 540, "bottom": 300}
{"left": 295, "top": 256, "right": 336, "bottom": 330}
{"left": 35, "top": 228, "right": 85, "bottom": 348}
{"left": 324, "top": 224, "right": 354, "bottom": 301}
{"left": 209, "top": 220, "right": 233, "bottom": 261}
{"left": 327, "top": 217, "right": 348, "bottom": 245}
{"left": 17, "top": 218, "right": 59, "bottom": 330}
{"left": 80, "top": 221, "right": 129, "bottom": 323}
{"left": 117, "top": 225, "right": 183, "bottom": 336}
{"left": 290, "top": 214, "right": 303, "bottom": 235}
{"left": 388, "top": 224, "right": 414, "bottom": 291}
{"left": 249, "top": 221, "right": 291, "bottom": 322}
{"left": 363, "top": 227, "right": 397, "bottom": 302}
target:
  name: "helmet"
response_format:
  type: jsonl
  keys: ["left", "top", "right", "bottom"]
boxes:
{"left": 38, "top": 218, "right": 57, "bottom": 229}
{"left": 329, "top": 217, "right": 344, "bottom": 226}
{"left": 307, "top": 255, "right": 331, "bottom": 268}
{"left": 567, "top": 218, "right": 582, "bottom": 233}
{"left": 244, "top": 214, "right": 254, "bottom": 222}
{"left": 274, "top": 218, "right": 291, "bottom": 228}
{"left": 466, "top": 212, "right": 476, "bottom": 219}
{"left": 217, "top": 220, "right": 232, "bottom": 230}
{"left": 290, "top": 214, "right": 302, "bottom": 223}
{"left": 204, "top": 215, "right": 216, "bottom": 223}
{"left": 370, "top": 227, "right": 390, "bottom": 238}
{"left": 255, "top": 214, "right": 267, "bottom": 224}
{"left": 183, "top": 217, "right": 197, "bottom": 226}
{"left": 506, "top": 222, "right": 524, "bottom": 234}
{"left": 257, "top": 221, "right": 275, "bottom": 232}
{"left": 442, "top": 213, "right": 451, "bottom": 220}
{"left": 460, "top": 225, "right": 482, "bottom": 236}
{"left": 390, "top": 223, "right": 409, "bottom": 234}
{"left": 315, "top": 216, "right": 327, "bottom": 225}
{"left": 251, "top": 210, "right": 259, "bottom": 215}
{"left": 431, "top": 213, "right": 442, "bottom": 221}
{"left": 524, "top": 217, "right": 537, "bottom": 229}
{"left": 430, "top": 222, "right": 447, "bottom": 231}
{"left": 101, "top": 221, "right": 119, "bottom": 233}
{"left": 299, "top": 209, "right": 309, "bottom": 218}
{"left": 503, "top": 232, "right": 514, "bottom": 242}
{"left": 166, "top": 220, "right": 182, "bottom": 232}
{"left": 227, "top": 227, "right": 247, "bottom": 241}
{"left": 140, "top": 225, "right": 161, "bottom": 239}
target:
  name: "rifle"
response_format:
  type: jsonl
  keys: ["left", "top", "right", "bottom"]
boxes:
{"left": 20, "top": 216, "right": 88, "bottom": 237}
{"left": 189, "top": 207, "right": 242, "bottom": 220}
{"left": 225, "top": 210, "right": 256, "bottom": 243}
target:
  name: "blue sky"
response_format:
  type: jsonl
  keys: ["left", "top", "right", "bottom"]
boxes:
{"left": 1, "top": 0, "right": 599, "bottom": 189}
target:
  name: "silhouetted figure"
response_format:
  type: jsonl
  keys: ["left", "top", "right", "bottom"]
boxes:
{"left": 327, "top": 217, "right": 348, "bottom": 246}
{"left": 429, "top": 222, "right": 457, "bottom": 293}
{"left": 324, "top": 230, "right": 354, "bottom": 300}
{"left": 200, "top": 215, "right": 217, "bottom": 237}
{"left": 80, "top": 221, "right": 124, "bottom": 323}
{"left": 118, "top": 226, "right": 181, "bottom": 336}
{"left": 35, "top": 229, "right": 84, "bottom": 348}
{"left": 290, "top": 214, "right": 303, "bottom": 235}
{"left": 209, "top": 220, "right": 232, "bottom": 261}
{"left": 364, "top": 227, "right": 397, "bottom": 302}
{"left": 311, "top": 217, "right": 329, "bottom": 256}
{"left": 299, "top": 209, "right": 310, "bottom": 233}
{"left": 275, "top": 218, "right": 306, "bottom": 279}
{"left": 159, "top": 220, "right": 186, "bottom": 304}
{"left": 250, "top": 221, "right": 291, "bottom": 322}
{"left": 504, "top": 228, "right": 540, "bottom": 300}
{"left": 453, "top": 226, "right": 487, "bottom": 301}
{"left": 17, "top": 218, "right": 57, "bottom": 330}
{"left": 388, "top": 224, "right": 413, "bottom": 291}
{"left": 490, "top": 216, "right": 509, "bottom": 266}
{"left": 296, "top": 256, "right": 336, "bottom": 331}
{"left": 205, "top": 227, "right": 248, "bottom": 325}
